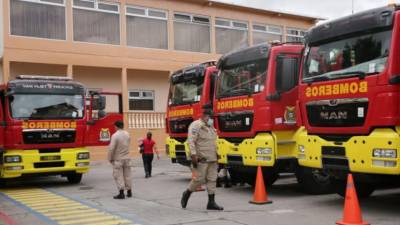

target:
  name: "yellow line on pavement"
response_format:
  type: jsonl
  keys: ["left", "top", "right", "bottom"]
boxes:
{"left": 51, "top": 212, "right": 108, "bottom": 221}
{"left": 0, "top": 188, "right": 140, "bottom": 225}
{"left": 44, "top": 208, "right": 99, "bottom": 217}
{"left": 58, "top": 215, "right": 117, "bottom": 225}
{"left": 33, "top": 203, "right": 85, "bottom": 211}
{"left": 84, "top": 220, "right": 134, "bottom": 225}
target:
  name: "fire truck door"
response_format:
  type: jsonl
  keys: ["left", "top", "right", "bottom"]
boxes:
{"left": 85, "top": 92, "right": 123, "bottom": 146}
{"left": 269, "top": 53, "right": 301, "bottom": 130}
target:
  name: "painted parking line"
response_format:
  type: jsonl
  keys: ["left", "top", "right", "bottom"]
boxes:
{"left": 0, "top": 188, "right": 141, "bottom": 225}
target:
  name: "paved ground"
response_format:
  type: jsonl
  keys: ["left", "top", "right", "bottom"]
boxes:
{"left": 1, "top": 157, "right": 400, "bottom": 225}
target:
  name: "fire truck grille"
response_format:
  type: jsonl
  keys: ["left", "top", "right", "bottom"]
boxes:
{"left": 218, "top": 111, "right": 253, "bottom": 132}
{"left": 169, "top": 118, "right": 193, "bottom": 134}
{"left": 306, "top": 99, "right": 368, "bottom": 127}
{"left": 23, "top": 130, "right": 76, "bottom": 144}
{"left": 34, "top": 162, "right": 65, "bottom": 168}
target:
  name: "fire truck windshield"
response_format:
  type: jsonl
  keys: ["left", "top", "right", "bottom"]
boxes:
{"left": 10, "top": 94, "right": 85, "bottom": 120}
{"left": 169, "top": 77, "right": 204, "bottom": 106}
{"left": 217, "top": 59, "right": 267, "bottom": 98}
{"left": 303, "top": 29, "right": 392, "bottom": 83}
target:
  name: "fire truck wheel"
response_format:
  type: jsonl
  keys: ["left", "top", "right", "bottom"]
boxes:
{"left": 0, "top": 179, "right": 7, "bottom": 187}
{"left": 296, "top": 167, "right": 333, "bottom": 195}
{"left": 245, "top": 171, "right": 279, "bottom": 187}
{"left": 330, "top": 177, "right": 375, "bottom": 198}
{"left": 67, "top": 173, "right": 83, "bottom": 184}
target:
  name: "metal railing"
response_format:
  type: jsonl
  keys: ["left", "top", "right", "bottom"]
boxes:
{"left": 126, "top": 112, "right": 166, "bottom": 129}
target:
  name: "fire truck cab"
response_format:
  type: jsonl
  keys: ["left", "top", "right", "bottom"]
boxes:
{"left": 166, "top": 62, "right": 218, "bottom": 166}
{"left": 0, "top": 75, "right": 122, "bottom": 184}
{"left": 215, "top": 43, "right": 331, "bottom": 193}
{"left": 297, "top": 5, "right": 400, "bottom": 197}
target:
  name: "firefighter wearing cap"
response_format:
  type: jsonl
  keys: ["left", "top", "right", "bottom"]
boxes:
{"left": 180, "top": 109, "right": 224, "bottom": 210}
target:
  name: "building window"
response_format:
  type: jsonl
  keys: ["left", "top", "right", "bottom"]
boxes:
{"left": 73, "top": 0, "right": 120, "bottom": 45}
{"left": 215, "top": 18, "right": 248, "bottom": 54}
{"left": 252, "top": 24, "right": 282, "bottom": 45}
{"left": 286, "top": 28, "right": 306, "bottom": 43}
{"left": 174, "top": 13, "right": 211, "bottom": 53}
{"left": 126, "top": 5, "right": 168, "bottom": 49}
{"left": 129, "top": 90, "right": 154, "bottom": 111}
{"left": 10, "top": 0, "right": 66, "bottom": 40}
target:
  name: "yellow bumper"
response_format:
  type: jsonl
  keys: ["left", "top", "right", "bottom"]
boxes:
{"left": 297, "top": 127, "right": 400, "bottom": 175}
{"left": 166, "top": 136, "right": 190, "bottom": 162}
{"left": 1, "top": 148, "right": 90, "bottom": 178}
{"left": 217, "top": 133, "right": 277, "bottom": 167}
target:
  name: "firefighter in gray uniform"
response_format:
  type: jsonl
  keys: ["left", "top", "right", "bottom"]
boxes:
{"left": 181, "top": 109, "right": 223, "bottom": 210}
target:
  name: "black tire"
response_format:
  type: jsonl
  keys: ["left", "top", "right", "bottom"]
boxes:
{"left": 67, "top": 173, "right": 83, "bottom": 184}
{"left": 264, "top": 172, "right": 279, "bottom": 186}
{"left": 296, "top": 167, "right": 333, "bottom": 195}
{"left": 0, "top": 178, "right": 7, "bottom": 187}
{"left": 330, "top": 177, "right": 375, "bottom": 198}
{"left": 245, "top": 170, "right": 279, "bottom": 187}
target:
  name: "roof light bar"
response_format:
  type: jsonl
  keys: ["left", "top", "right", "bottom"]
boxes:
{"left": 17, "top": 75, "right": 72, "bottom": 81}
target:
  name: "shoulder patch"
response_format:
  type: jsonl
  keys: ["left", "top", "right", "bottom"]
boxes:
{"left": 191, "top": 127, "right": 199, "bottom": 135}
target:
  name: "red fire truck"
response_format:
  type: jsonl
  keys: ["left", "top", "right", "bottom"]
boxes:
{"left": 0, "top": 75, "right": 122, "bottom": 184}
{"left": 166, "top": 62, "right": 218, "bottom": 166}
{"left": 215, "top": 43, "right": 331, "bottom": 193}
{"left": 297, "top": 5, "right": 400, "bottom": 197}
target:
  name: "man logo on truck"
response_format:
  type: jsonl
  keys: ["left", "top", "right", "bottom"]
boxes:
{"left": 320, "top": 111, "right": 348, "bottom": 120}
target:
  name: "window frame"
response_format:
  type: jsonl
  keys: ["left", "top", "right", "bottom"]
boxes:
{"left": 72, "top": 0, "right": 120, "bottom": 14}
{"left": 15, "top": 0, "right": 65, "bottom": 7}
{"left": 253, "top": 23, "right": 282, "bottom": 35}
{"left": 215, "top": 18, "right": 248, "bottom": 31}
{"left": 174, "top": 12, "right": 210, "bottom": 26}
{"left": 128, "top": 90, "right": 155, "bottom": 112}
{"left": 286, "top": 27, "right": 306, "bottom": 42}
{"left": 9, "top": 0, "right": 67, "bottom": 40}
{"left": 126, "top": 5, "right": 167, "bottom": 21}
{"left": 173, "top": 12, "right": 211, "bottom": 53}
{"left": 72, "top": 0, "right": 121, "bottom": 45}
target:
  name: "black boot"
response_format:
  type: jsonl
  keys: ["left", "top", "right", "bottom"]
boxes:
{"left": 127, "top": 190, "right": 132, "bottom": 198}
{"left": 207, "top": 194, "right": 223, "bottom": 210}
{"left": 113, "top": 190, "right": 125, "bottom": 199}
{"left": 181, "top": 190, "right": 192, "bottom": 209}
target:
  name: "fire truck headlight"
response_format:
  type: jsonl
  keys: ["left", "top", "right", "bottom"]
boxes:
{"left": 77, "top": 152, "right": 90, "bottom": 160}
{"left": 373, "top": 149, "right": 397, "bottom": 158}
{"left": 298, "top": 145, "right": 305, "bottom": 154}
{"left": 4, "top": 156, "right": 22, "bottom": 163}
{"left": 256, "top": 148, "right": 272, "bottom": 155}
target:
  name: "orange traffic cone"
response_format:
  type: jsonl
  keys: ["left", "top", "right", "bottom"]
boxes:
{"left": 249, "top": 166, "right": 272, "bottom": 205}
{"left": 336, "top": 174, "right": 370, "bottom": 225}
{"left": 192, "top": 169, "right": 205, "bottom": 192}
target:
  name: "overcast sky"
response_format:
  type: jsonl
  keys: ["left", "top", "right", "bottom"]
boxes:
{"left": 217, "top": 0, "right": 398, "bottom": 20}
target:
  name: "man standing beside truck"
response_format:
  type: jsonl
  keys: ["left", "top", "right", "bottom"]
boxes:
{"left": 108, "top": 121, "right": 132, "bottom": 200}
{"left": 180, "top": 109, "right": 223, "bottom": 211}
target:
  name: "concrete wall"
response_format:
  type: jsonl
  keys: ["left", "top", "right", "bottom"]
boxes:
{"left": 74, "top": 66, "right": 122, "bottom": 112}
{"left": 127, "top": 69, "right": 170, "bottom": 112}
{"left": 0, "top": 0, "right": 3, "bottom": 59}
{"left": 10, "top": 62, "right": 67, "bottom": 79}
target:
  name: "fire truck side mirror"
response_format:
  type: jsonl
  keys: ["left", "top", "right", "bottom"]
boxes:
{"left": 97, "top": 110, "right": 107, "bottom": 119}
{"left": 92, "top": 96, "right": 106, "bottom": 111}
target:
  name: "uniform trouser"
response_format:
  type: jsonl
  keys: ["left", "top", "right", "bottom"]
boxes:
{"left": 113, "top": 159, "right": 132, "bottom": 190}
{"left": 142, "top": 154, "right": 154, "bottom": 176}
{"left": 188, "top": 162, "right": 218, "bottom": 195}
